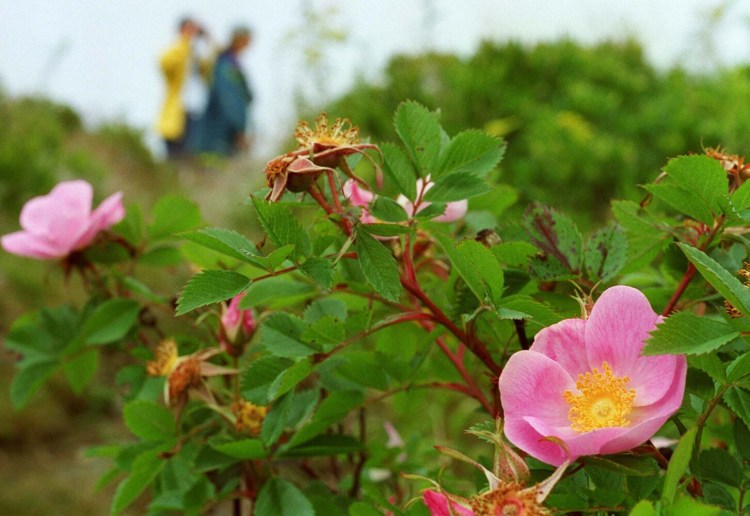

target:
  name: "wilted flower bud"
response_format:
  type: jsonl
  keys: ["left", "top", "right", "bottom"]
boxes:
{"left": 221, "top": 292, "right": 255, "bottom": 356}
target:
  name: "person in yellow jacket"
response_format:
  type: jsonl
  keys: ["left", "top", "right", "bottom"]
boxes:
{"left": 157, "top": 17, "right": 204, "bottom": 159}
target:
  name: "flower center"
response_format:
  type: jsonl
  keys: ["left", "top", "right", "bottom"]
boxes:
{"left": 562, "top": 361, "right": 636, "bottom": 433}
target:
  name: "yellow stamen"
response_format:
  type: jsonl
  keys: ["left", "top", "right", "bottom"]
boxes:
{"left": 562, "top": 362, "right": 635, "bottom": 433}
{"left": 232, "top": 401, "right": 268, "bottom": 436}
{"left": 294, "top": 113, "right": 360, "bottom": 149}
{"left": 146, "top": 338, "right": 178, "bottom": 377}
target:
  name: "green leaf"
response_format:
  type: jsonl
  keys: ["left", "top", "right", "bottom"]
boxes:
{"left": 434, "top": 129, "right": 504, "bottom": 179}
{"left": 495, "top": 295, "right": 562, "bottom": 328}
{"left": 63, "top": 349, "right": 99, "bottom": 394}
{"left": 360, "top": 223, "right": 411, "bottom": 237}
{"left": 523, "top": 203, "right": 583, "bottom": 274}
{"left": 436, "top": 235, "right": 504, "bottom": 306}
{"left": 181, "top": 227, "right": 261, "bottom": 264}
{"left": 255, "top": 477, "right": 314, "bottom": 516}
{"left": 148, "top": 195, "right": 202, "bottom": 240}
{"left": 82, "top": 298, "right": 141, "bottom": 345}
{"left": 423, "top": 173, "right": 491, "bottom": 203}
{"left": 336, "top": 351, "right": 390, "bottom": 390}
{"left": 268, "top": 359, "right": 314, "bottom": 401}
{"left": 261, "top": 391, "right": 296, "bottom": 447}
{"left": 354, "top": 228, "right": 402, "bottom": 302}
{"left": 612, "top": 200, "right": 668, "bottom": 272}
{"left": 302, "top": 315, "right": 345, "bottom": 349}
{"left": 212, "top": 439, "right": 266, "bottom": 460}
{"left": 662, "top": 427, "right": 697, "bottom": 504}
{"left": 584, "top": 224, "right": 628, "bottom": 281}
{"left": 300, "top": 257, "right": 334, "bottom": 289}
{"left": 688, "top": 354, "right": 726, "bottom": 383}
{"left": 582, "top": 454, "right": 658, "bottom": 477}
{"left": 726, "top": 351, "right": 750, "bottom": 383}
{"left": 629, "top": 500, "right": 656, "bottom": 516}
{"left": 724, "top": 387, "right": 750, "bottom": 428}
{"left": 678, "top": 243, "right": 750, "bottom": 314}
{"left": 381, "top": 142, "right": 417, "bottom": 199}
{"left": 110, "top": 449, "right": 165, "bottom": 514}
{"left": 123, "top": 400, "right": 176, "bottom": 441}
{"left": 280, "top": 434, "right": 362, "bottom": 457}
{"left": 393, "top": 101, "right": 441, "bottom": 176}
{"left": 731, "top": 178, "right": 750, "bottom": 209}
{"left": 369, "top": 196, "right": 409, "bottom": 222}
{"left": 669, "top": 495, "right": 722, "bottom": 515}
{"left": 491, "top": 241, "right": 537, "bottom": 268}
{"left": 252, "top": 197, "right": 312, "bottom": 259}
{"left": 10, "top": 358, "right": 58, "bottom": 409}
{"left": 733, "top": 418, "right": 750, "bottom": 461}
{"left": 304, "top": 298, "right": 347, "bottom": 323}
{"left": 643, "top": 312, "right": 739, "bottom": 356}
{"left": 699, "top": 448, "right": 741, "bottom": 487}
{"left": 175, "top": 270, "right": 251, "bottom": 316}
{"left": 242, "top": 277, "right": 316, "bottom": 309}
{"left": 287, "top": 390, "right": 364, "bottom": 447}
{"left": 260, "top": 312, "right": 318, "bottom": 358}
{"left": 241, "top": 356, "right": 294, "bottom": 404}
{"left": 644, "top": 155, "right": 727, "bottom": 225}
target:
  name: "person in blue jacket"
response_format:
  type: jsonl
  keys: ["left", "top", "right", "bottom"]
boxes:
{"left": 190, "top": 26, "right": 254, "bottom": 156}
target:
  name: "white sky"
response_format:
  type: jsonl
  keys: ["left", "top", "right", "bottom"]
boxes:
{"left": 1, "top": 0, "right": 748, "bottom": 156}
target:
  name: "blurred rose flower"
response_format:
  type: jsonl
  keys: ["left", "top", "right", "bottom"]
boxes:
{"left": 221, "top": 292, "right": 255, "bottom": 356}
{"left": 342, "top": 179, "right": 378, "bottom": 224}
{"left": 499, "top": 285, "right": 686, "bottom": 466}
{"left": 397, "top": 176, "right": 467, "bottom": 222}
{"left": 1, "top": 179, "right": 124, "bottom": 260}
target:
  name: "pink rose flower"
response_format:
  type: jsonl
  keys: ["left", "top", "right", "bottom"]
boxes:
{"left": 499, "top": 285, "right": 686, "bottom": 466}
{"left": 397, "top": 176, "right": 468, "bottom": 223}
{"left": 1, "top": 179, "right": 124, "bottom": 260}
{"left": 221, "top": 292, "right": 255, "bottom": 356}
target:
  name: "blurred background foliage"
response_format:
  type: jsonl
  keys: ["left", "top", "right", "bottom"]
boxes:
{"left": 324, "top": 38, "right": 750, "bottom": 225}
{"left": 3, "top": 35, "right": 750, "bottom": 512}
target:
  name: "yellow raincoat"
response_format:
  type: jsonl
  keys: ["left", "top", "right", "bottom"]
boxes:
{"left": 157, "top": 35, "right": 192, "bottom": 141}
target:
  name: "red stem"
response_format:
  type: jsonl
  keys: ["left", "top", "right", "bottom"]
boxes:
{"left": 401, "top": 278, "right": 502, "bottom": 376}
{"left": 661, "top": 263, "right": 696, "bottom": 316}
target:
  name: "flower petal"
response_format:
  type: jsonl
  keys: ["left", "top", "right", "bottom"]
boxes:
{"left": 585, "top": 286, "right": 660, "bottom": 375}
{"left": 523, "top": 416, "right": 632, "bottom": 464}
{"left": 503, "top": 417, "right": 571, "bottom": 467}
{"left": 499, "top": 350, "right": 574, "bottom": 426}
{"left": 629, "top": 353, "right": 684, "bottom": 406}
{"left": 343, "top": 179, "right": 374, "bottom": 207}
{"left": 432, "top": 199, "right": 468, "bottom": 223}
{"left": 75, "top": 191, "right": 125, "bottom": 249}
{"left": 19, "top": 180, "right": 92, "bottom": 251}
{"left": 1, "top": 231, "right": 65, "bottom": 259}
{"left": 423, "top": 490, "right": 473, "bottom": 516}
{"left": 529, "top": 317, "right": 589, "bottom": 377}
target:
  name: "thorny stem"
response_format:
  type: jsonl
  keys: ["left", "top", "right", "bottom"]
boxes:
{"left": 308, "top": 182, "right": 353, "bottom": 236}
{"left": 403, "top": 231, "right": 418, "bottom": 284}
{"left": 326, "top": 169, "right": 344, "bottom": 214}
{"left": 662, "top": 217, "right": 724, "bottom": 316}
{"left": 315, "top": 312, "right": 434, "bottom": 361}
{"left": 400, "top": 278, "right": 502, "bottom": 376}
{"left": 350, "top": 408, "right": 367, "bottom": 498}
{"left": 430, "top": 331, "right": 495, "bottom": 414}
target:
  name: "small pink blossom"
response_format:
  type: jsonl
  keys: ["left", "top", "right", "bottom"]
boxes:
{"left": 499, "top": 286, "right": 686, "bottom": 466}
{"left": 423, "top": 490, "right": 474, "bottom": 516}
{"left": 397, "top": 176, "right": 467, "bottom": 223}
{"left": 220, "top": 292, "right": 255, "bottom": 356}
{"left": 342, "top": 179, "right": 374, "bottom": 207}
{"left": 1, "top": 180, "right": 124, "bottom": 260}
